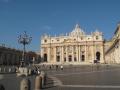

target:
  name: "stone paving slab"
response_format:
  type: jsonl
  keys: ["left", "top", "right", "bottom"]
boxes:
{"left": 55, "top": 69, "right": 120, "bottom": 85}
{"left": 1, "top": 65, "right": 120, "bottom": 90}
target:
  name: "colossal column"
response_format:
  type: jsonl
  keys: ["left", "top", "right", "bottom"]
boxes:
{"left": 72, "top": 46, "right": 74, "bottom": 63}
{"left": 91, "top": 45, "right": 94, "bottom": 63}
{"left": 78, "top": 45, "right": 81, "bottom": 62}
{"left": 85, "top": 44, "right": 87, "bottom": 62}
{"left": 54, "top": 47, "right": 56, "bottom": 64}
{"left": 76, "top": 45, "right": 78, "bottom": 62}
{"left": 41, "top": 47, "right": 44, "bottom": 62}
{"left": 61, "top": 46, "right": 64, "bottom": 64}
{"left": 66, "top": 46, "right": 68, "bottom": 63}
{"left": 47, "top": 47, "right": 50, "bottom": 63}
{"left": 100, "top": 45, "right": 104, "bottom": 63}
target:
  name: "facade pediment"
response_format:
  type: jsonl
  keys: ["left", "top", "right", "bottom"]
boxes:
{"left": 69, "top": 24, "right": 85, "bottom": 37}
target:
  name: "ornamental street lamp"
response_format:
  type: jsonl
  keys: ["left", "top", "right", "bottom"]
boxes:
{"left": 18, "top": 31, "right": 32, "bottom": 67}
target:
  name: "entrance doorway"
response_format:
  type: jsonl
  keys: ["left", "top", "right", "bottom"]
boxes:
{"left": 68, "top": 55, "right": 72, "bottom": 62}
{"left": 56, "top": 56, "right": 60, "bottom": 62}
{"left": 96, "top": 52, "right": 100, "bottom": 61}
{"left": 81, "top": 55, "right": 85, "bottom": 62}
{"left": 44, "top": 54, "right": 47, "bottom": 62}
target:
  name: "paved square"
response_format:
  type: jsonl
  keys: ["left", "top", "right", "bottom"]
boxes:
{"left": 1, "top": 65, "right": 120, "bottom": 90}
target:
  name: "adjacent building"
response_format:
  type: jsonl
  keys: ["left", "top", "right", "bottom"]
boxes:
{"left": 105, "top": 24, "right": 120, "bottom": 64}
{"left": 0, "top": 44, "right": 22, "bottom": 65}
{"left": 41, "top": 24, "right": 105, "bottom": 64}
{"left": 2, "top": 23, "right": 120, "bottom": 65}
{"left": 0, "top": 44, "right": 40, "bottom": 66}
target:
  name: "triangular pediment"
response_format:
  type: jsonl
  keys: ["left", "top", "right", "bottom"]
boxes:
{"left": 69, "top": 24, "right": 85, "bottom": 37}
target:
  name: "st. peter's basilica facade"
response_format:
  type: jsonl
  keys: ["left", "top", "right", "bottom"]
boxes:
{"left": 41, "top": 24, "right": 104, "bottom": 64}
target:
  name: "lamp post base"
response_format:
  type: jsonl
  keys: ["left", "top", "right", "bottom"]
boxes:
{"left": 20, "top": 61, "right": 25, "bottom": 67}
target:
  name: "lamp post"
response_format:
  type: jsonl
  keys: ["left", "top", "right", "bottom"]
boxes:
{"left": 18, "top": 31, "right": 32, "bottom": 67}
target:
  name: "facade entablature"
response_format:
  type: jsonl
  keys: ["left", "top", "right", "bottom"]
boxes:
{"left": 41, "top": 36, "right": 103, "bottom": 44}
{"left": 41, "top": 24, "right": 103, "bottom": 45}
{"left": 41, "top": 41, "right": 103, "bottom": 48}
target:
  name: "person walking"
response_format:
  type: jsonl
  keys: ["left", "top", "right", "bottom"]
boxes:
{"left": 60, "top": 65, "right": 63, "bottom": 70}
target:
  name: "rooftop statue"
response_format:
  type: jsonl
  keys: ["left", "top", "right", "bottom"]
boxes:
{"left": 69, "top": 24, "right": 85, "bottom": 37}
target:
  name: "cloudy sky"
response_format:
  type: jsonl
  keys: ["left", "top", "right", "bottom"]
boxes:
{"left": 0, "top": 0, "right": 120, "bottom": 52}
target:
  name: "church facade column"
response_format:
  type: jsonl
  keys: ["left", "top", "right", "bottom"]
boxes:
{"left": 47, "top": 47, "right": 50, "bottom": 63}
{"left": 85, "top": 44, "right": 87, "bottom": 62}
{"left": 72, "top": 46, "right": 74, "bottom": 63}
{"left": 76, "top": 45, "right": 78, "bottom": 62}
{"left": 91, "top": 45, "right": 94, "bottom": 63}
{"left": 100, "top": 44, "right": 104, "bottom": 63}
{"left": 54, "top": 46, "right": 56, "bottom": 64}
{"left": 78, "top": 45, "right": 81, "bottom": 62}
{"left": 61, "top": 46, "right": 64, "bottom": 64}
{"left": 60, "top": 46, "right": 62, "bottom": 63}
{"left": 94, "top": 43, "right": 96, "bottom": 61}
{"left": 119, "top": 41, "right": 120, "bottom": 63}
{"left": 40, "top": 47, "right": 44, "bottom": 62}
{"left": 66, "top": 46, "right": 68, "bottom": 63}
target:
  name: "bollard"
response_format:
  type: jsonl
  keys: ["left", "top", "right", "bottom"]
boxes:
{"left": 20, "top": 78, "right": 30, "bottom": 90}
{"left": 28, "top": 69, "right": 31, "bottom": 75}
{"left": 44, "top": 73, "right": 47, "bottom": 85}
{"left": 41, "top": 71, "right": 47, "bottom": 85}
{"left": 35, "top": 75, "right": 42, "bottom": 90}
{"left": 0, "top": 84, "right": 5, "bottom": 90}
{"left": 40, "top": 71, "right": 45, "bottom": 87}
{"left": 40, "top": 74, "right": 44, "bottom": 88}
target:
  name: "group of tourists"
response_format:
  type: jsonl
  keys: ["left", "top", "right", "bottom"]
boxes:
{"left": 49, "top": 64, "right": 64, "bottom": 70}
